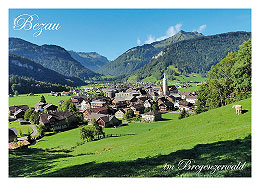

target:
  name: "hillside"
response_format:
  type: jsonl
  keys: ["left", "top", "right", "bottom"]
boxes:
{"left": 9, "top": 38, "right": 98, "bottom": 80}
{"left": 9, "top": 76, "right": 70, "bottom": 95}
{"left": 69, "top": 51, "right": 109, "bottom": 72}
{"left": 9, "top": 54, "right": 85, "bottom": 87}
{"left": 98, "top": 30, "right": 203, "bottom": 76}
{"left": 9, "top": 98, "right": 251, "bottom": 177}
{"left": 129, "top": 31, "right": 251, "bottom": 81}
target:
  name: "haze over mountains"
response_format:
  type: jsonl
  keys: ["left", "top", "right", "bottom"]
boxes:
{"left": 68, "top": 51, "right": 109, "bottom": 72}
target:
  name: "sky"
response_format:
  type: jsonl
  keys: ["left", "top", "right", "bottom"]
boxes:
{"left": 9, "top": 9, "right": 251, "bottom": 60}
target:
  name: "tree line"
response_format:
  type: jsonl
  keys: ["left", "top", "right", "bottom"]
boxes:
{"left": 129, "top": 32, "right": 251, "bottom": 82}
{"left": 196, "top": 38, "right": 251, "bottom": 113}
{"left": 9, "top": 75, "right": 71, "bottom": 95}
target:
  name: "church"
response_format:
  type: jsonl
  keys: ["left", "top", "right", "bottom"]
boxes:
{"left": 159, "top": 73, "right": 178, "bottom": 96}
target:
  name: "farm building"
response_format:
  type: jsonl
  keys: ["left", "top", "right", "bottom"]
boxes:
{"left": 39, "top": 111, "right": 77, "bottom": 131}
{"left": 115, "top": 109, "right": 125, "bottom": 119}
{"left": 142, "top": 111, "right": 162, "bottom": 122}
{"left": 87, "top": 113, "right": 121, "bottom": 128}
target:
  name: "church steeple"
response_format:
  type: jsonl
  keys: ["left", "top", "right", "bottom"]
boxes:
{"left": 163, "top": 73, "right": 168, "bottom": 96}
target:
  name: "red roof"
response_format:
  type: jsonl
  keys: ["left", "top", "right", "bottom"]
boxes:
{"left": 9, "top": 140, "right": 30, "bottom": 149}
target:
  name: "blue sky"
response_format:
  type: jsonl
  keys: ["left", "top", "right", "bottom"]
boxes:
{"left": 9, "top": 9, "right": 251, "bottom": 60}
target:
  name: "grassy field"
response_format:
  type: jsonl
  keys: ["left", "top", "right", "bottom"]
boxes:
{"left": 9, "top": 121, "right": 33, "bottom": 137}
{"left": 128, "top": 73, "right": 206, "bottom": 84}
{"left": 9, "top": 93, "right": 71, "bottom": 107}
{"left": 177, "top": 83, "right": 200, "bottom": 92}
{"left": 9, "top": 98, "right": 251, "bottom": 177}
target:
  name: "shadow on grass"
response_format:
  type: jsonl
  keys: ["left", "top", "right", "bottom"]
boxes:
{"left": 36, "top": 135, "right": 251, "bottom": 177}
{"left": 9, "top": 148, "right": 73, "bottom": 177}
{"left": 160, "top": 118, "right": 172, "bottom": 121}
{"left": 242, "top": 110, "right": 249, "bottom": 114}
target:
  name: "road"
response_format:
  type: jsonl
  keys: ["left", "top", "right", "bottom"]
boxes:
{"left": 29, "top": 124, "right": 37, "bottom": 136}
{"left": 17, "top": 124, "right": 37, "bottom": 141}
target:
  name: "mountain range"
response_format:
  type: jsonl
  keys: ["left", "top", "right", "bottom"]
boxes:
{"left": 128, "top": 31, "right": 251, "bottom": 81}
{"left": 68, "top": 51, "right": 109, "bottom": 72}
{"left": 9, "top": 38, "right": 98, "bottom": 80}
{"left": 9, "top": 54, "right": 85, "bottom": 87}
{"left": 8, "top": 30, "right": 251, "bottom": 86}
{"left": 97, "top": 30, "right": 204, "bottom": 76}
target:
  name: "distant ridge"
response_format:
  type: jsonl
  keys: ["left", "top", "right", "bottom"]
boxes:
{"left": 129, "top": 31, "right": 251, "bottom": 81}
{"left": 97, "top": 30, "right": 203, "bottom": 76}
{"left": 9, "top": 38, "right": 98, "bottom": 80}
{"left": 68, "top": 51, "right": 109, "bottom": 72}
{"left": 9, "top": 54, "right": 85, "bottom": 87}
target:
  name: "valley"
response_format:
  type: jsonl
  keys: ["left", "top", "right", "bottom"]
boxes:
{"left": 8, "top": 30, "right": 252, "bottom": 178}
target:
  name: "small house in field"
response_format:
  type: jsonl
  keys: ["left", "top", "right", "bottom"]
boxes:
{"left": 179, "top": 100, "right": 193, "bottom": 111}
{"left": 13, "top": 109, "right": 25, "bottom": 119}
{"left": 9, "top": 105, "right": 29, "bottom": 116}
{"left": 115, "top": 109, "right": 125, "bottom": 119}
{"left": 9, "top": 128, "right": 18, "bottom": 142}
{"left": 28, "top": 93, "right": 34, "bottom": 96}
{"left": 87, "top": 113, "right": 121, "bottom": 128}
{"left": 142, "top": 110, "right": 162, "bottom": 122}
{"left": 39, "top": 111, "right": 77, "bottom": 131}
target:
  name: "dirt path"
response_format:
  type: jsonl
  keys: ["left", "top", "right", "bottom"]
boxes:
{"left": 29, "top": 124, "right": 37, "bottom": 136}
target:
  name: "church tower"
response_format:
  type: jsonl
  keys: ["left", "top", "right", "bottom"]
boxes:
{"left": 163, "top": 73, "right": 168, "bottom": 96}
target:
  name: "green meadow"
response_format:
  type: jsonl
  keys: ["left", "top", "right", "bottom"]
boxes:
{"left": 9, "top": 121, "right": 33, "bottom": 137}
{"left": 9, "top": 98, "right": 251, "bottom": 177}
{"left": 9, "top": 93, "right": 71, "bottom": 107}
{"left": 177, "top": 83, "right": 200, "bottom": 92}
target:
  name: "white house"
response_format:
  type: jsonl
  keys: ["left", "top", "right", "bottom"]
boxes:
{"left": 91, "top": 100, "right": 106, "bottom": 108}
{"left": 144, "top": 100, "right": 152, "bottom": 108}
{"left": 186, "top": 95, "right": 198, "bottom": 104}
{"left": 115, "top": 109, "right": 125, "bottom": 119}
{"left": 142, "top": 111, "right": 162, "bottom": 122}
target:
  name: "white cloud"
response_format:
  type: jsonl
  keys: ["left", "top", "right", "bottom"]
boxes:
{"left": 193, "top": 24, "right": 207, "bottom": 33}
{"left": 137, "top": 38, "right": 141, "bottom": 45}
{"left": 144, "top": 23, "right": 182, "bottom": 44}
{"left": 175, "top": 24, "right": 182, "bottom": 32}
{"left": 144, "top": 35, "right": 156, "bottom": 44}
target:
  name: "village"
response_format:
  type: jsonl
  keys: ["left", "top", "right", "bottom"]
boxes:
{"left": 9, "top": 74, "right": 200, "bottom": 148}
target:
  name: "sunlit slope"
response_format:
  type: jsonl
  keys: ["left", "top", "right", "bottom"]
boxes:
{"left": 35, "top": 98, "right": 250, "bottom": 162}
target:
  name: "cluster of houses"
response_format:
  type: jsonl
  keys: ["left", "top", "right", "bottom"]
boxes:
{"left": 9, "top": 75, "right": 199, "bottom": 142}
